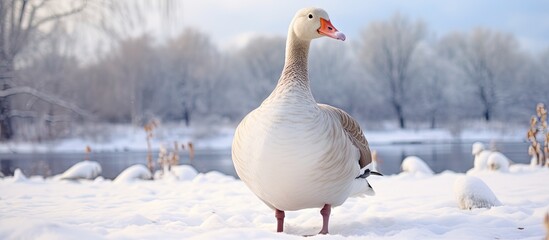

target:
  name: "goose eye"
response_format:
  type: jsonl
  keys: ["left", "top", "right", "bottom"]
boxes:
{"left": 308, "top": 14, "right": 313, "bottom": 19}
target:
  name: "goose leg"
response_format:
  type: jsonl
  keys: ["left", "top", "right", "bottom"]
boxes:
{"left": 275, "top": 209, "right": 285, "bottom": 232}
{"left": 319, "top": 204, "right": 331, "bottom": 234}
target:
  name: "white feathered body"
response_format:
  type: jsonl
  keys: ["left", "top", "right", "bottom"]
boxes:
{"left": 232, "top": 90, "right": 361, "bottom": 211}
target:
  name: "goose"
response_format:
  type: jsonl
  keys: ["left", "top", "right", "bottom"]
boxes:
{"left": 232, "top": 7, "right": 379, "bottom": 235}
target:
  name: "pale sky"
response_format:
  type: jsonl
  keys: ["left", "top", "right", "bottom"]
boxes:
{"left": 151, "top": 0, "right": 549, "bottom": 52}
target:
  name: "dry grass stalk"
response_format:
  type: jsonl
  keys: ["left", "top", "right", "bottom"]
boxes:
{"left": 144, "top": 119, "right": 158, "bottom": 173}
{"left": 85, "top": 146, "right": 92, "bottom": 161}
{"left": 187, "top": 142, "right": 195, "bottom": 163}
{"left": 158, "top": 145, "right": 169, "bottom": 173}
{"left": 545, "top": 133, "right": 549, "bottom": 167}
{"left": 527, "top": 103, "right": 547, "bottom": 167}
{"left": 545, "top": 212, "right": 549, "bottom": 240}
{"left": 172, "top": 141, "right": 180, "bottom": 166}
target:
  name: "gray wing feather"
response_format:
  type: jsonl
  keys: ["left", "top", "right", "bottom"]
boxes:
{"left": 318, "top": 104, "right": 372, "bottom": 168}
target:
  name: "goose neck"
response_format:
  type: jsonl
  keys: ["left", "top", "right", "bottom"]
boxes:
{"left": 279, "top": 31, "right": 310, "bottom": 86}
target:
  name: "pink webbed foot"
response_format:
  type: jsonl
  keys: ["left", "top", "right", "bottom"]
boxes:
{"left": 319, "top": 204, "right": 331, "bottom": 234}
{"left": 275, "top": 209, "right": 285, "bottom": 232}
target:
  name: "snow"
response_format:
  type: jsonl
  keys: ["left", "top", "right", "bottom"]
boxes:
{"left": 10, "top": 169, "right": 27, "bottom": 182}
{"left": 471, "top": 142, "right": 493, "bottom": 172}
{"left": 486, "top": 152, "right": 511, "bottom": 172}
{"left": 472, "top": 142, "right": 485, "bottom": 155}
{"left": 55, "top": 161, "right": 102, "bottom": 180}
{"left": 453, "top": 176, "right": 502, "bottom": 210}
{"left": 401, "top": 156, "right": 434, "bottom": 175}
{"left": 169, "top": 165, "right": 199, "bottom": 181}
{"left": 113, "top": 164, "right": 152, "bottom": 183}
{"left": 1, "top": 165, "right": 548, "bottom": 239}
{"left": 470, "top": 142, "right": 512, "bottom": 173}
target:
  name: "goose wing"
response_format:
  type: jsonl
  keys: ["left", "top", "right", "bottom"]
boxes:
{"left": 318, "top": 104, "right": 372, "bottom": 168}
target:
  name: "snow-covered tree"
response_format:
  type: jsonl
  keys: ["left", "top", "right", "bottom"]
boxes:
{"left": 161, "top": 29, "right": 219, "bottom": 126}
{"left": 0, "top": 0, "right": 88, "bottom": 140}
{"left": 357, "top": 14, "right": 426, "bottom": 128}
{"left": 439, "top": 28, "right": 525, "bottom": 122}
{"left": 231, "top": 36, "right": 285, "bottom": 111}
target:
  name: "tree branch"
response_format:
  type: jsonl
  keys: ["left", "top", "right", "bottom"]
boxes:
{"left": 30, "top": 0, "right": 87, "bottom": 30}
{"left": 9, "top": 109, "right": 73, "bottom": 122}
{"left": 0, "top": 86, "right": 94, "bottom": 119}
{"left": 0, "top": 1, "right": 6, "bottom": 59}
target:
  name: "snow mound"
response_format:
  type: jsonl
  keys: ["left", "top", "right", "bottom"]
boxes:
{"left": 152, "top": 165, "right": 198, "bottom": 181}
{"left": 114, "top": 164, "right": 152, "bottom": 183}
{"left": 193, "top": 171, "right": 235, "bottom": 183}
{"left": 508, "top": 164, "right": 544, "bottom": 173}
{"left": 58, "top": 161, "right": 102, "bottom": 180}
{"left": 401, "top": 156, "right": 434, "bottom": 175}
{"left": 471, "top": 142, "right": 485, "bottom": 155}
{"left": 170, "top": 165, "right": 198, "bottom": 181}
{"left": 0, "top": 217, "right": 102, "bottom": 240}
{"left": 9, "top": 169, "right": 27, "bottom": 182}
{"left": 486, "top": 152, "right": 510, "bottom": 172}
{"left": 453, "top": 176, "right": 502, "bottom": 210}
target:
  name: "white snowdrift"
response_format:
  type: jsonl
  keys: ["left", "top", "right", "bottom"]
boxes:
{"left": 57, "top": 161, "right": 102, "bottom": 180}
{"left": 114, "top": 164, "right": 152, "bottom": 183}
{"left": 151, "top": 165, "right": 199, "bottom": 181}
{"left": 170, "top": 165, "right": 198, "bottom": 180}
{"left": 486, "top": 152, "right": 510, "bottom": 172}
{"left": 471, "top": 142, "right": 492, "bottom": 171}
{"left": 1, "top": 166, "right": 548, "bottom": 239}
{"left": 9, "top": 169, "right": 27, "bottom": 182}
{"left": 401, "top": 156, "right": 434, "bottom": 175}
{"left": 453, "top": 176, "right": 502, "bottom": 210}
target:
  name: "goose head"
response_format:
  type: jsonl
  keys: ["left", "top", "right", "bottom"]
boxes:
{"left": 291, "top": 7, "right": 346, "bottom": 41}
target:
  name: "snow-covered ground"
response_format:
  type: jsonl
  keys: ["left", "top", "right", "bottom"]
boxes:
{"left": 1, "top": 165, "right": 548, "bottom": 239}
{"left": 0, "top": 123, "right": 528, "bottom": 153}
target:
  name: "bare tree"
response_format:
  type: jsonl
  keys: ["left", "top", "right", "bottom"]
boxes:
{"left": 439, "top": 28, "right": 523, "bottom": 122}
{"left": 0, "top": 0, "right": 182, "bottom": 140}
{"left": 235, "top": 36, "right": 286, "bottom": 109}
{"left": 162, "top": 29, "right": 219, "bottom": 126}
{"left": 0, "top": 0, "right": 87, "bottom": 140}
{"left": 357, "top": 14, "right": 426, "bottom": 128}
{"left": 405, "top": 42, "right": 455, "bottom": 129}
{"left": 309, "top": 40, "right": 365, "bottom": 117}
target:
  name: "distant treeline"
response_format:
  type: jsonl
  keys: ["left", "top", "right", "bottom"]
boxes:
{"left": 7, "top": 15, "right": 549, "bottom": 140}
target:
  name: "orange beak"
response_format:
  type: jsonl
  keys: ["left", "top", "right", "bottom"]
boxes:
{"left": 317, "top": 18, "right": 346, "bottom": 41}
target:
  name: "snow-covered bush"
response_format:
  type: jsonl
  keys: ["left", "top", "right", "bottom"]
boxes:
{"left": 471, "top": 142, "right": 492, "bottom": 171}
{"left": 401, "top": 156, "right": 434, "bottom": 175}
{"left": 114, "top": 164, "right": 152, "bottom": 183}
{"left": 9, "top": 169, "right": 27, "bottom": 182}
{"left": 170, "top": 165, "right": 198, "bottom": 181}
{"left": 486, "top": 152, "right": 510, "bottom": 172}
{"left": 453, "top": 176, "right": 501, "bottom": 210}
{"left": 58, "top": 161, "right": 102, "bottom": 180}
